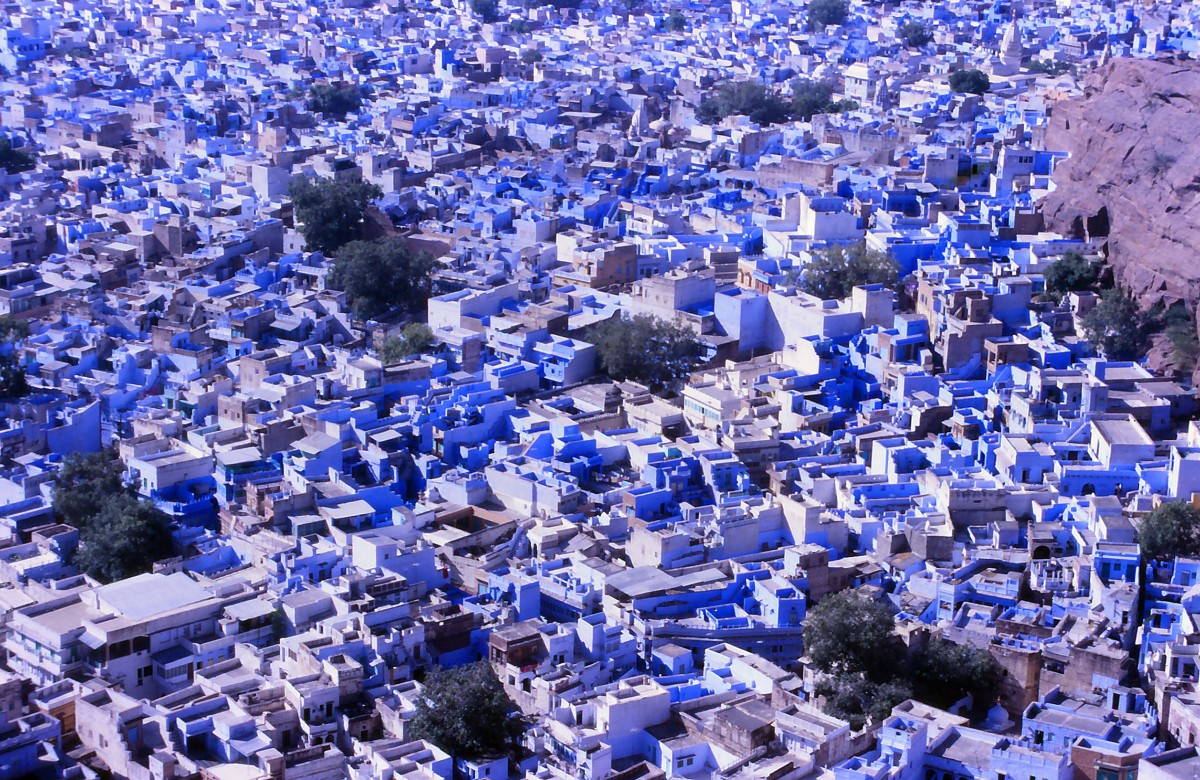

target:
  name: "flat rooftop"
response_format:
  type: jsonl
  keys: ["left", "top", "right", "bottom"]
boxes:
{"left": 32, "top": 600, "right": 103, "bottom": 635}
{"left": 1147, "top": 748, "right": 1200, "bottom": 780}
{"left": 930, "top": 728, "right": 999, "bottom": 766}
{"left": 1092, "top": 417, "right": 1153, "bottom": 447}
{"left": 95, "top": 572, "right": 211, "bottom": 620}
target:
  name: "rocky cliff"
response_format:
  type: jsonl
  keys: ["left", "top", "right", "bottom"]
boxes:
{"left": 1041, "top": 56, "right": 1200, "bottom": 351}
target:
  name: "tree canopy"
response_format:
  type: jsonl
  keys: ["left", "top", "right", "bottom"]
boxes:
{"left": 663, "top": 9, "right": 687, "bottom": 31}
{"left": 793, "top": 243, "right": 898, "bottom": 301}
{"left": 470, "top": 0, "right": 500, "bottom": 22}
{"left": 814, "top": 674, "right": 912, "bottom": 730}
{"left": 307, "top": 84, "right": 363, "bottom": 118}
{"left": 521, "top": 48, "right": 543, "bottom": 64}
{"left": 586, "top": 313, "right": 703, "bottom": 389}
{"left": 407, "top": 661, "right": 527, "bottom": 760}
{"left": 807, "top": 0, "right": 849, "bottom": 30}
{"left": 948, "top": 69, "right": 990, "bottom": 94}
{"left": 696, "top": 78, "right": 855, "bottom": 127}
{"left": 0, "top": 136, "right": 35, "bottom": 173}
{"left": 804, "top": 590, "right": 1002, "bottom": 728}
{"left": 804, "top": 590, "right": 899, "bottom": 680}
{"left": 696, "top": 81, "right": 791, "bottom": 126}
{"left": 897, "top": 21, "right": 932, "bottom": 47}
{"left": 790, "top": 79, "right": 856, "bottom": 121}
{"left": 910, "top": 638, "right": 1002, "bottom": 712}
{"left": 1164, "top": 304, "right": 1200, "bottom": 375}
{"left": 327, "top": 237, "right": 438, "bottom": 321}
{"left": 290, "top": 174, "right": 382, "bottom": 256}
{"left": 1044, "top": 250, "right": 1099, "bottom": 297}
{"left": 1079, "top": 286, "right": 1145, "bottom": 361}
{"left": 380, "top": 323, "right": 437, "bottom": 364}
{"left": 1138, "top": 501, "right": 1200, "bottom": 561}
{"left": 0, "top": 315, "right": 30, "bottom": 399}
{"left": 805, "top": 592, "right": 905, "bottom": 729}
{"left": 0, "top": 316, "right": 29, "bottom": 342}
{"left": 52, "top": 450, "right": 175, "bottom": 583}
{"left": 53, "top": 449, "right": 129, "bottom": 529}
{"left": 1027, "top": 59, "right": 1075, "bottom": 77}
{"left": 73, "top": 495, "right": 175, "bottom": 583}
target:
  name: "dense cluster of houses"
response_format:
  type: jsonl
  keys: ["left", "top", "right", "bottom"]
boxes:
{"left": 1, "top": 0, "right": 1200, "bottom": 779}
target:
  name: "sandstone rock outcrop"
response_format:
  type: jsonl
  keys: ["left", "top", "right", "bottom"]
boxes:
{"left": 1041, "top": 55, "right": 1200, "bottom": 369}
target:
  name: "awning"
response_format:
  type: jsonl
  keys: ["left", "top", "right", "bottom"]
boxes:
{"left": 152, "top": 644, "right": 192, "bottom": 665}
{"left": 224, "top": 599, "right": 274, "bottom": 622}
{"left": 79, "top": 630, "right": 105, "bottom": 650}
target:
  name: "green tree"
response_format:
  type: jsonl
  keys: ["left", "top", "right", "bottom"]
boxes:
{"left": 586, "top": 313, "right": 703, "bottom": 389}
{"left": 1027, "top": 59, "right": 1075, "bottom": 77}
{"left": 510, "top": 19, "right": 532, "bottom": 32}
{"left": 63, "top": 45, "right": 95, "bottom": 60}
{"left": 380, "top": 323, "right": 437, "bottom": 363}
{"left": 408, "top": 661, "right": 528, "bottom": 760}
{"left": 948, "top": 69, "right": 990, "bottom": 94}
{"left": 815, "top": 673, "right": 912, "bottom": 730}
{"left": 0, "top": 354, "right": 27, "bottom": 398}
{"left": 0, "top": 137, "right": 34, "bottom": 173}
{"left": 0, "top": 315, "right": 29, "bottom": 398}
{"left": 1080, "top": 286, "right": 1145, "bottom": 360}
{"left": 805, "top": 590, "right": 910, "bottom": 728}
{"left": 897, "top": 21, "right": 932, "bottom": 47}
{"left": 0, "top": 316, "right": 29, "bottom": 342}
{"left": 790, "top": 78, "right": 855, "bottom": 120}
{"left": 1138, "top": 501, "right": 1200, "bottom": 561}
{"left": 664, "top": 9, "right": 687, "bottom": 31}
{"left": 696, "top": 81, "right": 791, "bottom": 126}
{"left": 910, "top": 638, "right": 1002, "bottom": 713}
{"left": 521, "top": 48, "right": 543, "bottom": 64}
{"left": 805, "top": 589, "right": 1004, "bottom": 725}
{"left": 53, "top": 449, "right": 129, "bottom": 530}
{"left": 271, "top": 609, "right": 288, "bottom": 642}
{"left": 1044, "top": 250, "right": 1099, "bottom": 296}
{"left": 807, "top": 0, "right": 849, "bottom": 31}
{"left": 1164, "top": 305, "right": 1200, "bottom": 373}
{"left": 307, "top": 84, "right": 363, "bottom": 118}
{"left": 792, "top": 243, "right": 898, "bottom": 301}
{"left": 290, "top": 174, "right": 382, "bottom": 256}
{"left": 471, "top": 0, "right": 500, "bottom": 22}
{"left": 804, "top": 590, "right": 899, "bottom": 680}
{"left": 74, "top": 494, "right": 175, "bottom": 583}
{"left": 328, "top": 237, "right": 438, "bottom": 321}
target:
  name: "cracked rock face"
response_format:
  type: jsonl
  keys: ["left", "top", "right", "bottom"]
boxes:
{"left": 1041, "top": 55, "right": 1200, "bottom": 374}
